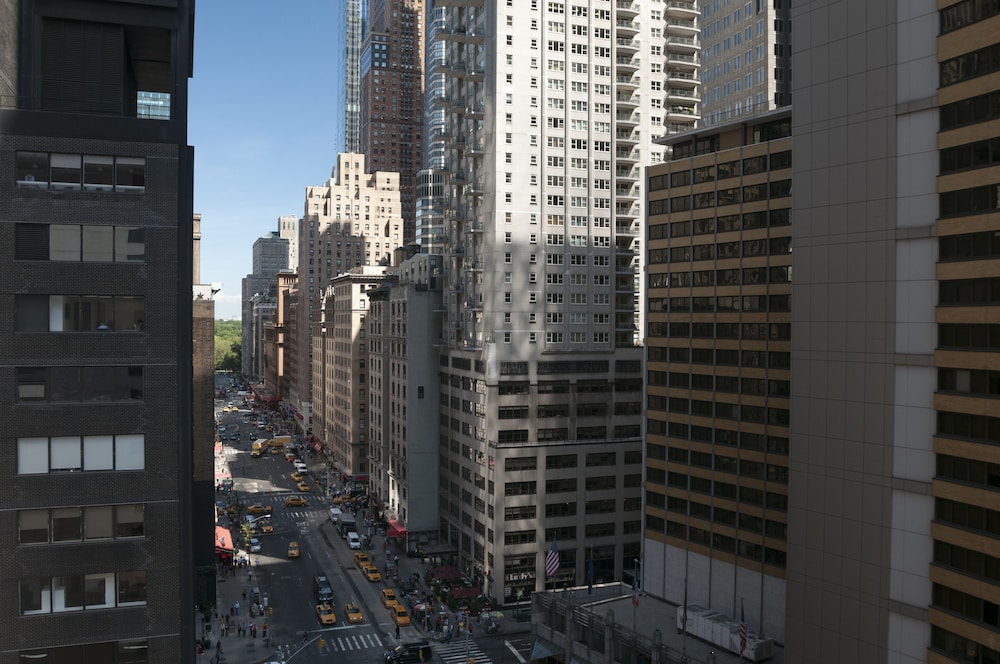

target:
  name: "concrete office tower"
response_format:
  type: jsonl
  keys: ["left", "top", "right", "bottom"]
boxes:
{"left": 696, "top": 0, "right": 790, "bottom": 129}
{"left": 293, "top": 153, "right": 403, "bottom": 449}
{"left": 313, "top": 267, "right": 390, "bottom": 487}
{"left": 278, "top": 215, "right": 299, "bottom": 273}
{"left": 787, "top": 1, "right": 1000, "bottom": 661}
{"left": 241, "top": 230, "right": 291, "bottom": 379}
{"left": 361, "top": 0, "right": 426, "bottom": 246}
{"left": 428, "top": 0, "right": 663, "bottom": 600}
{"left": 367, "top": 254, "right": 444, "bottom": 544}
{"left": 0, "top": 0, "right": 198, "bottom": 660}
{"left": 645, "top": 109, "right": 793, "bottom": 640}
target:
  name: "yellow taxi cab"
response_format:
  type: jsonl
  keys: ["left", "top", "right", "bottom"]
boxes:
{"left": 316, "top": 603, "right": 337, "bottom": 625}
{"left": 290, "top": 472, "right": 303, "bottom": 482}
{"left": 344, "top": 601, "right": 364, "bottom": 624}
{"left": 390, "top": 604, "right": 410, "bottom": 627}
{"left": 284, "top": 495, "right": 308, "bottom": 508}
{"left": 353, "top": 552, "right": 370, "bottom": 570}
{"left": 269, "top": 445, "right": 283, "bottom": 455}
{"left": 259, "top": 521, "right": 274, "bottom": 534}
{"left": 287, "top": 540, "right": 300, "bottom": 558}
{"left": 380, "top": 588, "right": 398, "bottom": 608}
{"left": 247, "top": 504, "right": 272, "bottom": 515}
{"left": 361, "top": 563, "right": 381, "bottom": 582}
{"left": 296, "top": 481, "right": 311, "bottom": 492}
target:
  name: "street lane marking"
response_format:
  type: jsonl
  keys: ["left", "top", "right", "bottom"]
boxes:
{"left": 505, "top": 640, "right": 527, "bottom": 664}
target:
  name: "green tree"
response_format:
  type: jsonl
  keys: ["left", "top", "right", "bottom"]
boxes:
{"left": 214, "top": 319, "right": 242, "bottom": 371}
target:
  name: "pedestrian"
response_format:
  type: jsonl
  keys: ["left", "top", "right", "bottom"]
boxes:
{"left": 234, "top": 600, "right": 240, "bottom": 616}
{"left": 250, "top": 622, "right": 257, "bottom": 638}
{"left": 394, "top": 555, "right": 399, "bottom": 566}
{"left": 241, "top": 621, "right": 247, "bottom": 637}
{"left": 229, "top": 602, "right": 235, "bottom": 617}
{"left": 396, "top": 624, "right": 401, "bottom": 639}
{"left": 242, "top": 588, "right": 247, "bottom": 600}
{"left": 263, "top": 622, "right": 269, "bottom": 638}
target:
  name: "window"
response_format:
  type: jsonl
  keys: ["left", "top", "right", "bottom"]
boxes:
{"left": 16, "top": 295, "right": 145, "bottom": 332}
{"left": 16, "top": 366, "right": 144, "bottom": 403}
{"left": 15, "top": 151, "right": 145, "bottom": 192}
{"left": 20, "top": 571, "right": 146, "bottom": 614}
{"left": 19, "top": 504, "right": 144, "bottom": 544}
{"left": 15, "top": 224, "right": 145, "bottom": 262}
{"left": 18, "top": 434, "right": 145, "bottom": 474}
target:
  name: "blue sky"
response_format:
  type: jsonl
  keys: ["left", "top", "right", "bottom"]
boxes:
{"left": 190, "top": 2, "right": 342, "bottom": 320}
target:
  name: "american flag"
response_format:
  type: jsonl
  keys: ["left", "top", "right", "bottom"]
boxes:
{"left": 545, "top": 536, "right": 560, "bottom": 578}
{"left": 739, "top": 600, "right": 747, "bottom": 655}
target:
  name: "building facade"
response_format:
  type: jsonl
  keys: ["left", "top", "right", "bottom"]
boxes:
{"left": 367, "top": 254, "right": 443, "bottom": 542}
{"left": 241, "top": 230, "right": 290, "bottom": 378}
{"left": 313, "top": 267, "right": 390, "bottom": 487}
{"left": 292, "top": 153, "right": 403, "bottom": 436}
{"left": 1, "top": 0, "right": 197, "bottom": 660}
{"left": 644, "top": 109, "right": 793, "bottom": 640}
{"left": 787, "top": 0, "right": 1000, "bottom": 662}
{"left": 425, "top": 0, "right": 663, "bottom": 602}
{"left": 361, "top": 0, "right": 425, "bottom": 246}
{"left": 695, "top": 0, "right": 790, "bottom": 129}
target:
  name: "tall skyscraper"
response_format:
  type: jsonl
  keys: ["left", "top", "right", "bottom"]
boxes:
{"left": 695, "top": 0, "right": 790, "bottom": 128}
{"left": 241, "top": 230, "right": 291, "bottom": 378}
{"left": 426, "top": 0, "right": 664, "bottom": 600}
{"left": 361, "top": 0, "right": 426, "bottom": 246}
{"left": 1, "top": 1, "right": 197, "bottom": 660}
{"left": 644, "top": 109, "right": 793, "bottom": 640}
{"left": 346, "top": 0, "right": 365, "bottom": 154}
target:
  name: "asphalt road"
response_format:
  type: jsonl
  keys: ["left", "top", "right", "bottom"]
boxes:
{"left": 213, "top": 379, "right": 535, "bottom": 664}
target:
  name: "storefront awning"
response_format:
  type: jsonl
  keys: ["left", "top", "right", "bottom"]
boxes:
{"left": 387, "top": 521, "right": 408, "bottom": 538}
{"left": 530, "top": 638, "right": 559, "bottom": 661}
{"left": 310, "top": 439, "right": 322, "bottom": 453}
{"left": 215, "top": 526, "right": 234, "bottom": 553}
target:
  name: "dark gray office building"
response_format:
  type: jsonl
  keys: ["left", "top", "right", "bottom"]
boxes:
{"left": 0, "top": 1, "right": 198, "bottom": 661}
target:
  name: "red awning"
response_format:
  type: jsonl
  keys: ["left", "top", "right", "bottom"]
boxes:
{"left": 215, "top": 526, "right": 234, "bottom": 553}
{"left": 387, "top": 521, "right": 408, "bottom": 538}
{"left": 310, "top": 439, "right": 322, "bottom": 453}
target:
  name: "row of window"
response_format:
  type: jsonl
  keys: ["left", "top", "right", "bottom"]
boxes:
{"left": 496, "top": 425, "right": 640, "bottom": 444}
{"left": 17, "top": 367, "right": 144, "bottom": 403}
{"left": 937, "top": 410, "right": 1000, "bottom": 445}
{"left": 15, "top": 152, "right": 145, "bottom": 192}
{"left": 940, "top": 89, "right": 1000, "bottom": 132}
{"left": 650, "top": 209, "right": 792, "bottom": 239}
{"left": 653, "top": 294, "right": 791, "bottom": 314}
{"left": 648, "top": 265, "right": 792, "bottom": 288}
{"left": 495, "top": 379, "right": 642, "bottom": 395}
{"left": 930, "top": 625, "right": 996, "bottom": 664}
{"left": 645, "top": 465, "right": 789, "bottom": 513}
{"left": 18, "top": 435, "right": 144, "bottom": 475}
{"left": 648, "top": 321, "right": 791, "bottom": 341}
{"left": 647, "top": 346, "right": 791, "bottom": 369}
{"left": 499, "top": 402, "right": 639, "bottom": 419}
{"left": 669, "top": 119, "right": 791, "bottom": 160}
{"left": 652, "top": 179, "right": 792, "bottom": 214}
{"left": 15, "top": 223, "right": 146, "bottom": 262}
{"left": 940, "top": 0, "right": 1000, "bottom": 34}
{"left": 650, "top": 237, "right": 792, "bottom": 264}
{"left": 939, "top": 278, "right": 1000, "bottom": 306}
{"left": 656, "top": 443, "right": 789, "bottom": 481}
{"left": 937, "top": 497, "right": 1000, "bottom": 537}
{"left": 940, "top": 184, "right": 1000, "bottom": 218}
{"left": 650, "top": 371, "right": 791, "bottom": 398}
{"left": 660, "top": 495, "right": 787, "bottom": 539}
{"left": 653, "top": 518, "right": 787, "bottom": 568}
{"left": 940, "top": 42, "right": 1000, "bottom": 87}
{"left": 940, "top": 230, "right": 1000, "bottom": 262}
{"left": 938, "top": 454, "right": 1000, "bottom": 491}
{"left": 938, "top": 368, "right": 1000, "bottom": 397}
{"left": 938, "top": 323, "right": 1000, "bottom": 350}
{"left": 935, "top": 539, "right": 1000, "bottom": 586}
{"left": 19, "top": 504, "right": 145, "bottom": 543}
{"left": 649, "top": 151, "right": 793, "bottom": 191}
{"left": 647, "top": 429, "right": 790, "bottom": 458}
{"left": 940, "top": 136, "right": 1000, "bottom": 174}
{"left": 933, "top": 583, "right": 1000, "bottom": 630}
{"left": 20, "top": 572, "right": 146, "bottom": 615}
{"left": 16, "top": 295, "right": 145, "bottom": 333}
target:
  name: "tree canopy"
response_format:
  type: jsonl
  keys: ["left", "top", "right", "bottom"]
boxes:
{"left": 214, "top": 319, "right": 241, "bottom": 371}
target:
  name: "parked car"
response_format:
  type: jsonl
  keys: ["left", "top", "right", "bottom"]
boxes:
{"left": 249, "top": 538, "right": 262, "bottom": 553}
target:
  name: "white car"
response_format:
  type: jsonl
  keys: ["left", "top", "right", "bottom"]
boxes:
{"left": 294, "top": 462, "right": 309, "bottom": 475}
{"left": 347, "top": 532, "right": 361, "bottom": 550}
{"left": 249, "top": 537, "right": 262, "bottom": 553}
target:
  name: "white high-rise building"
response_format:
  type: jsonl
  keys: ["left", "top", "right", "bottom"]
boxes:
{"left": 425, "top": 0, "right": 664, "bottom": 601}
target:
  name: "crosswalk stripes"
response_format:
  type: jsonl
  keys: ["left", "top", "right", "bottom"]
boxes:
{"left": 434, "top": 640, "right": 493, "bottom": 664}
{"left": 328, "top": 631, "right": 383, "bottom": 651}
